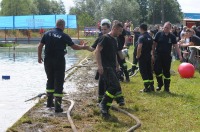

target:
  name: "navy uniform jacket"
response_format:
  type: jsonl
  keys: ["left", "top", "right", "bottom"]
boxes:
{"left": 41, "top": 28, "right": 74, "bottom": 58}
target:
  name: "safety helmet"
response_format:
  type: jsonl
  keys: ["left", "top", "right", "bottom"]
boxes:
{"left": 100, "top": 19, "right": 111, "bottom": 26}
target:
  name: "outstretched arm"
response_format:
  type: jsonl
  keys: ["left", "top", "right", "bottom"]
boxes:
{"left": 70, "top": 42, "right": 89, "bottom": 50}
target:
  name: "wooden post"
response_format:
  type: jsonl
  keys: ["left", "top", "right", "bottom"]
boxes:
{"left": 77, "top": 25, "right": 80, "bottom": 40}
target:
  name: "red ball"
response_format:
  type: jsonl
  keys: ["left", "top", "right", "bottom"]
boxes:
{"left": 178, "top": 63, "right": 195, "bottom": 78}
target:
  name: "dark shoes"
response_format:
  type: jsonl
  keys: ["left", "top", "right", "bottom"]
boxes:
{"left": 164, "top": 87, "right": 170, "bottom": 93}
{"left": 156, "top": 86, "right": 162, "bottom": 91}
{"left": 140, "top": 87, "right": 155, "bottom": 92}
{"left": 156, "top": 86, "right": 170, "bottom": 93}
{"left": 99, "top": 103, "right": 110, "bottom": 119}
{"left": 55, "top": 97, "right": 63, "bottom": 113}
{"left": 46, "top": 93, "right": 54, "bottom": 108}
{"left": 115, "top": 96, "right": 125, "bottom": 106}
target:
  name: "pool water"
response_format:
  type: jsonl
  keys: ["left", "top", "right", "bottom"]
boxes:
{"left": 0, "top": 45, "right": 78, "bottom": 131}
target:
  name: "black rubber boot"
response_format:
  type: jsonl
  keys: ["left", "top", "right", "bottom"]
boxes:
{"left": 55, "top": 97, "right": 63, "bottom": 113}
{"left": 140, "top": 82, "right": 151, "bottom": 92}
{"left": 46, "top": 93, "right": 54, "bottom": 108}
{"left": 156, "top": 76, "right": 163, "bottom": 91}
{"left": 99, "top": 95, "right": 113, "bottom": 119}
{"left": 98, "top": 95, "right": 103, "bottom": 103}
{"left": 115, "top": 96, "right": 125, "bottom": 106}
{"left": 164, "top": 79, "right": 171, "bottom": 93}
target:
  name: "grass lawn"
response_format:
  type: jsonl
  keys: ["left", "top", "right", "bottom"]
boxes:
{"left": 92, "top": 45, "right": 200, "bottom": 131}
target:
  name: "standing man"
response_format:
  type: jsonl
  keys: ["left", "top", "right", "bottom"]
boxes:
{"left": 95, "top": 21, "right": 123, "bottom": 118}
{"left": 87, "top": 19, "right": 111, "bottom": 103}
{"left": 152, "top": 22, "right": 182, "bottom": 92}
{"left": 38, "top": 19, "right": 88, "bottom": 113}
{"left": 116, "top": 21, "right": 130, "bottom": 82}
{"left": 129, "top": 27, "right": 140, "bottom": 76}
{"left": 136, "top": 24, "right": 154, "bottom": 92}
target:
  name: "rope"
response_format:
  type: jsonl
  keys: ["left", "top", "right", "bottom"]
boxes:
{"left": 111, "top": 105, "right": 141, "bottom": 132}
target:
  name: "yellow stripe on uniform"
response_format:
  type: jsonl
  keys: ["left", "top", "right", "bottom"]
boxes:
{"left": 105, "top": 91, "right": 115, "bottom": 98}
{"left": 106, "top": 102, "right": 112, "bottom": 106}
{"left": 46, "top": 89, "right": 54, "bottom": 93}
{"left": 54, "top": 93, "right": 63, "bottom": 97}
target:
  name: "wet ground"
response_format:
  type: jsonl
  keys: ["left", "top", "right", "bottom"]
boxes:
{"left": 7, "top": 57, "right": 100, "bottom": 132}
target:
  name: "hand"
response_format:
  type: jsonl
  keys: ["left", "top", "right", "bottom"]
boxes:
{"left": 116, "top": 66, "right": 120, "bottom": 72}
{"left": 38, "top": 57, "right": 43, "bottom": 63}
{"left": 82, "top": 41, "right": 89, "bottom": 50}
{"left": 98, "top": 66, "right": 104, "bottom": 75}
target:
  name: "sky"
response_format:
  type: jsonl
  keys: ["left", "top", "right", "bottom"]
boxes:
{"left": 177, "top": 0, "right": 200, "bottom": 13}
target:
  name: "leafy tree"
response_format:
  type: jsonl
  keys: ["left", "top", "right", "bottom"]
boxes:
{"left": 0, "top": 0, "right": 37, "bottom": 15}
{"left": 0, "top": 0, "right": 66, "bottom": 16}
{"left": 136, "top": 0, "right": 148, "bottom": 23}
{"left": 102, "top": 0, "right": 140, "bottom": 25}
{"left": 148, "top": 0, "right": 183, "bottom": 24}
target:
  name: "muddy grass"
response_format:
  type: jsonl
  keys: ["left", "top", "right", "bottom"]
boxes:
{"left": 7, "top": 57, "right": 102, "bottom": 132}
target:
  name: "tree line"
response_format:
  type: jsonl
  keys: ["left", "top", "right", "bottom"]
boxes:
{"left": 0, "top": 0, "right": 183, "bottom": 28}
{"left": 0, "top": 0, "right": 66, "bottom": 16}
{"left": 69, "top": 0, "right": 183, "bottom": 27}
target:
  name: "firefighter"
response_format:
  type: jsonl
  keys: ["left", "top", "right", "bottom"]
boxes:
{"left": 116, "top": 21, "right": 130, "bottom": 82}
{"left": 87, "top": 18, "right": 111, "bottom": 103}
{"left": 38, "top": 19, "right": 88, "bottom": 113}
{"left": 136, "top": 23, "right": 154, "bottom": 92}
{"left": 95, "top": 21, "right": 124, "bottom": 118}
{"left": 152, "top": 22, "right": 182, "bottom": 92}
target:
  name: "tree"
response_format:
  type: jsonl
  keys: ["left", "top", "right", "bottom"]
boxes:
{"left": 0, "top": 0, "right": 37, "bottom": 15}
{"left": 136, "top": 0, "right": 148, "bottom": 23}
{"left": 102, "top": 0, "right": 140, "bottom": 25}
{"left": 0, "top": 0, "right": 67, "bottom": 16}
{"left": 148, "top": 0, "right": 183, "bottom": 24}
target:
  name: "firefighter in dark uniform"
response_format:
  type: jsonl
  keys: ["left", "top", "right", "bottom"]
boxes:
{"left": 136, "top": 24, "right": 154, "bottom": 92}
{"left": 38, "top": 19, "right": 88, "bottom": 113}
{"left": 152, "top": 22, "right": 182, "bottom": 92}
{"left": 87, "top": 19, "right": 111, "bottom": 103}
{"left": 117, "top": 27, "right": 130, "bottom": 82}
{"left": 95, "top": 21, "right": 123, "bottom": 118}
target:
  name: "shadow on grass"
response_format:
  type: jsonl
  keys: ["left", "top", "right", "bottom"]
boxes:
{"left": 144, "top": 91, "right": 195, "bottom": 100}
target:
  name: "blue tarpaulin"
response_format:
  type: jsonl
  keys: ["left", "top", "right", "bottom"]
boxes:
{"left": 0, "top": 15, "right": 77, "bottom": 29}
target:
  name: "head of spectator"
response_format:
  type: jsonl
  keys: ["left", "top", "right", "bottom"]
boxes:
{"left": 182, "top": 26, "right": 187, "bottom": 32}
{"left": 185, "top": 28, "right": 195, "bottom": 38}
{"left": 163, "top": 21, "right": 172, "bottom": 34}
{"left": 139, "top": 23, "right": 148, "bottom": 34}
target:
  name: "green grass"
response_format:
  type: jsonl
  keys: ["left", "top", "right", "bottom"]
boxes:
{"left": 0, "top": 43, "right": 14, "bottom": 47}
{"left": 92, "top": 45, "right": 200, "bottom": 131}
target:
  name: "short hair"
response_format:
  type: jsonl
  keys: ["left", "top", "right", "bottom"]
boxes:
{"left": 112, "top": 21, "right": 123, "bottom": 29}
{"left": 164, "top": 21, "right": 172, "bottom": 28}
{"left": 102, "top": 23, "right": 110, "bottom": 29}
{"left": 56, "top": 19, "right": 65, "bottom": 27}
{"left": 140, "top": 23, "right": 148, "bottom": 31}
